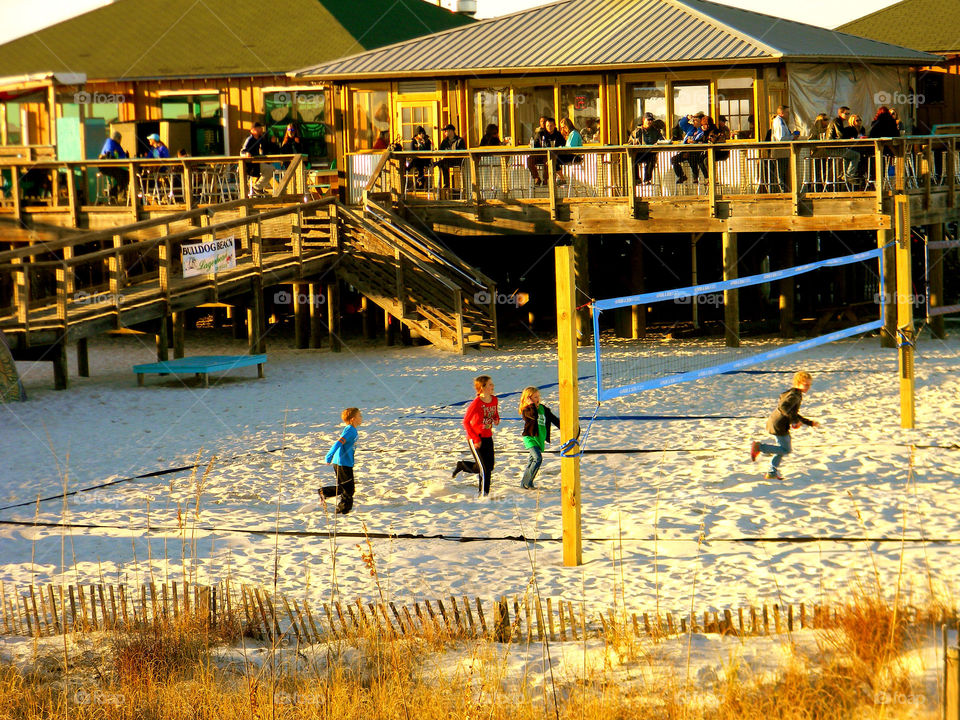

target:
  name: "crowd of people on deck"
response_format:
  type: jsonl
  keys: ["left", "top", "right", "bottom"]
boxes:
{"left": 392, "top": 102, "right": 907, "bottom": 192}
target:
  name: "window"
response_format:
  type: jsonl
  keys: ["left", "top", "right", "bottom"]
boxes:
{"left": 160, "top": 94, "right": 222, "bottom": 155}
{"left": 3, "top": 102, "right": 22, "bottom": 145}
{"left": 351, "top": 90, "right": 390, "bottom": 150}
{"left": 717, "top": 77, "right": 754, "bottom": 139}
{"left": 398, "top": 103, "right": 435, "bottom": 145}
{"left": 472, "top": 87, "right": 509, "bottom": 145}
{"left": 514, "top": 85, "right": 554, "bottom": 146}
{"left": 918, "top": 73, "right": 945, "bottom": 105}
{"left": 626, "top": 81, "right": 667, "bottom": 125}
{"left": 559, "top": 84, "right": 600, "bottom": 143}
{"left": 672, "top": 81, "right": 710, "bottom": 131}
{"left": 264, "top": 90, "right": 328, "bottom": 158}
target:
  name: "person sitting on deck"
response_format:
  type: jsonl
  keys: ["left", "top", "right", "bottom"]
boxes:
{"left": 479, "top": 123, "right": 507, "bottom": 146}
{"left": 526, "top": 117, "right": 564, "bottom": 186}
{"left": 628, "top": 113, "right": 664, "bottom": 184}
{"left": 145, "top": 133, "right": 170, "bottom": 159}
{"left": 240, "top": 123, "right": 271, "bottom": 195}
{"left": 372, "top": 130, "right": 390, "bottom": 150}
{"left": 554, "top": 117, "right": 583, "bottom": 186}
{"left": 671, "top": 112, "right": 705, "bottom": 184}
{"left": 437, "top": 123, "right": 466, "bottom": 189}
{"left": 408, "top": 126, "right": 433, "bottom": 189}
{"left": 98, "top": 132, "right": 129, "bottom": 202}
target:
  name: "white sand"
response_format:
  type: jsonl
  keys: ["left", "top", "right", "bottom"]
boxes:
{"left": 2, "top": 328, "right": 960, "bottom": 620}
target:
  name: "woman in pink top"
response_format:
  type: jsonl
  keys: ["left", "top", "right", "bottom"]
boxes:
{"left": 452, "top": 374, "right": 500, "bottom": 496}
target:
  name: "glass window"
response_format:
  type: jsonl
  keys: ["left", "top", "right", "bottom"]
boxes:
{"left": 671, "top": 81, "right": 710, "bottom": 134}
{"left": 266, "top": 89, "right": 329, "bottom": 157}
{"left": 351, "top": 90, "right": 389, "bottom": 151}
{"left": 398, "top": 104, "right": 435, "bottom": 145}
{"left": 3, "top": 102, "right": 22, "bottom": 145}
{"left": 472, "top": 87, "right": 509, "bottom": 145}
{"left": 559, "top": 84, "right": 601, "bottom": 143}
{"left": 626, "top": 81, "right": 667, "bottom": 125}
{"left": 717, "top": 77, "right": 754, "bottom": 139}
{"left": 514, "top": 85, "right": 554, "bottom": 146}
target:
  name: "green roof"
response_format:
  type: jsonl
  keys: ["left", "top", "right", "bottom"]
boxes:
{"left": 836, "top": 0, "right": 960, "bottom": 54}
{"left": 0, "top": 0, "right": 474, "bottom": 81}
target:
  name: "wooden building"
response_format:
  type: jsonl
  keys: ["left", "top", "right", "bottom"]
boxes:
{"left": 292, "top": 0, "right": 936, "bottom": 166}
{"left": 838, "top": 0, "right": 960, "bottom": 134}
{"left": 0, "top": 0, "right": 473, "bottom": 160}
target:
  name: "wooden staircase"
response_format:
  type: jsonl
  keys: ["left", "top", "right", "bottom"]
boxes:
{"left": 333, "top": 202, "right": 498, "bottom": 353}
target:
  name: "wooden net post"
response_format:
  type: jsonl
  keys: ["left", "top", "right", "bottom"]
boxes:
{"left": 555, "top": 245, "right": 582, "bottom": 566}
{"left": 895, "top": 195, "right": 915, "bottom": 428}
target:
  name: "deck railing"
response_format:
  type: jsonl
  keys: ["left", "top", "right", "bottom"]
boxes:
{"left": 0, "top": 154, "right": 311, "bottom": 219}
{"left": 347, "top": 135, "right": 960, "bottom": 216}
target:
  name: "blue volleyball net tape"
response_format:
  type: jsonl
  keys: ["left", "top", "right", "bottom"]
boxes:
{"left": 591, "top": 246, "right": 889, "bottom": 402}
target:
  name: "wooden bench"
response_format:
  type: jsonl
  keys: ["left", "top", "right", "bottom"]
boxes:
{"left": 133, "top": 354, "right": 267, "bottom": 387}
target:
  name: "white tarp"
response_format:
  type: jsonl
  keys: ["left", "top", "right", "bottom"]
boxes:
{"left": 787, "top": 62, "right": 913, "bottom": 137}
{"left": 181, "top": 237, "right": 236, "bottom": 277}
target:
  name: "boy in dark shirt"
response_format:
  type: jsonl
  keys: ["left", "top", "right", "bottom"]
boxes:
{"left": 750, "top": 371, "right": 819, "bottom": 480}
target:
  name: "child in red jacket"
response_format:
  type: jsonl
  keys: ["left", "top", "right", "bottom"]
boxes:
{"left": 452, "top": 375, "right": 500, "bottom": 496}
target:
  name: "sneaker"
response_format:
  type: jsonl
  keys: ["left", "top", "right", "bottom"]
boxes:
{"left": 763, "top": 472, "right": 784, "bottom": 480}
{"left": 750, "top": 442, "right": 761, "bottom": 462}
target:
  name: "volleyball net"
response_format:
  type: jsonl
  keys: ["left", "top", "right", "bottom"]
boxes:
{"left": 591, "top": 246, "right": 888, "bottom": 402}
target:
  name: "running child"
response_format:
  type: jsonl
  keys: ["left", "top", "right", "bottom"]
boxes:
{"left": 452, "top": 375, "right": 499, "bottom": 496}
{"left": 750, "top": 371, "right": 819, "bottom": 479}
{"left": 518, "top": 386, "right": 560, "bottom": 490}
{"left": 319, "top": 407, "right": 362, "bottom": 514}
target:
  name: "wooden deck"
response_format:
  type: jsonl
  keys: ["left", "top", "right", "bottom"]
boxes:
{"left": 353, "top": 136, "right": 960, "bottom": 236}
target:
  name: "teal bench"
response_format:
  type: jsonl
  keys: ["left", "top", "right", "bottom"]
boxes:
{"left": 133, "top": 354, "right": 267, "bottom": 387}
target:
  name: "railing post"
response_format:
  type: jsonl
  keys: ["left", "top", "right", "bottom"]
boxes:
{"left": 238, "top": 160, "right": 248, "bottom": 201}
{"left": 624, "top": 147, "right": 637, "bottom": 218}
{"left": 10, "top": 163, "right": 21, "bottom": 220}
{"left": 64, "top": 167, "right": 80, "bottom": 227}
{"left": 454, "top": 289, "right": 465, "bottom": 355}
{"left": 469, "top": 152, "right": 481, "bottom": 214}
{"left": 183, "top": 164, "right": 194, "bottom": 212}
{"left": 707, "top": 147, "right": 717, "bottom": 218}
{"left": 874, "top": 142, "right": 885, "bottom": 214}
{"left": 789, "top": 143, "right": 800, "bottom": 215}
{"left": 949, "top": 138, "right": 957, "bottom": 208}
{"left": 55, "top": 261, "right": 69, "bottom": 328}
{"left": 13, "top": 257, "right": 29, "bottom": 334}
{"left": 923, "top": 141, "right": 933, "bottom": 210}
{"left": 128, "top": 162, "right": 139, "bottom": 221}
{"left": 546, "top": 151, "right": 558, "bottom": 220}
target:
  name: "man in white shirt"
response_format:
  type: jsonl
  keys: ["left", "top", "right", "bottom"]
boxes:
{"left": 770, "top": 105, "right": 796, "bottom": 191}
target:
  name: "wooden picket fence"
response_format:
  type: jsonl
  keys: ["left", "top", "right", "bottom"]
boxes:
{"left": 1, "top": 580, "right": 953, "bottom": 643}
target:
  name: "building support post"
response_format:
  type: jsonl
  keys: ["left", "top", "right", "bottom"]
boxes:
{"left": 156, "top": 315, "right": 169, "bottom": 363}
{"left": 895, "top": 196, "right": 915, "bottom": 429}
{"left": 928, "top": 223, "right": 945, "bottom": 339}
{"left": 878, "top": 228, "right": 897, "bottom": 348}
{"left": 555, "top": 245, "right": 582, "bottom": 567}
{"left": 327, "top": 279, "right": 341, "bottom": 352}
{"left": 52, "top": 334, "right": 68, "bottom": 391}
{"left": 76, "top": 337, "right": 89, "bottom": 377}
{"left": 247, "top": 279, "right": 266, "bottom": 355}
{"left": 691, "top": 234, "right": 700, "bottom": 329}
{"left": 722, "top": 231, "right": 740, "bottom": 347}
{"left": 573, "top": 234, "right": 591, "bottom": 346}
{"left": 294, "top": 282, "right": 310, "bottom": 349}
{"left": 172, "top": 312, "right": 185, "bottom": 359}
{"left": 631, "top": 235, "right": 646, "bottom": 339}
{"left": 779, "top": 236, "right": 795, "bottom": 339}
{"left": 309, "top": 282, "right": 324, "bottom": 348}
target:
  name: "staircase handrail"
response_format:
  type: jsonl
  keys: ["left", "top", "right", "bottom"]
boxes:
{"left": 363, "top": 201, "right": 494, "bottom": 291}
{"left": 337, "top": 205, "right": 462, "bottom": 295}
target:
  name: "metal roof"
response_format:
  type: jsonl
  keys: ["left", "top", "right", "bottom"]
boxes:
{"left": 836, "top": 0, "right": 960, "bottom": 55}
{"left": 292, "top": 0, "right": 939, "bottom": 80}
{"left": 0, "top": 0, "right": 474, "bottom": 82}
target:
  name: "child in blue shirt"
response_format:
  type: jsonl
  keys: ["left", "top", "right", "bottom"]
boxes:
{"left": 319, "top": 407, "right": 362, "bottom": 514}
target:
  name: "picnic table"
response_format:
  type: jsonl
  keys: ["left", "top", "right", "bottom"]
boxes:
{"left": 133, "top": 354, "right": 266, "bottom": 387}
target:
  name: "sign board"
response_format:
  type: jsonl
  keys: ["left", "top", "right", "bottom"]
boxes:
{"left": 181, "top": 237, "right": 236, "bottom": 277}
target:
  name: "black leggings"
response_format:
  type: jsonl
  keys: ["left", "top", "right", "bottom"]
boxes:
{"left": 456, "top": 436, "right": 495, "bottom": 496}
{"left": 320, "top": 465, "right": 355, "bottom": 514}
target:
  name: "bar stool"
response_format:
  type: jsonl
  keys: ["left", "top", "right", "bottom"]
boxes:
{"left": 802, "top": 156, "right": 850, "bottom": 193}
